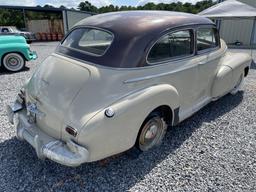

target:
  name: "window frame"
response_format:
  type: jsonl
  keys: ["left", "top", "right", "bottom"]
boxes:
{"left": 146, "top": 27, "right": 195, "bottom": 65}
{"left": 60, "top": 26, "right": 115, "bottom": 57}
{"left": 195, "top": 25, "right": 220, "bottom": 55}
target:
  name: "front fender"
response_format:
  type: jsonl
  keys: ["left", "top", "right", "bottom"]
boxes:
{"left": 211, "top": 52, "right": 251, "bottom": 98}
{"left": 77, "top": 84, "right": 179, "bottom": 162}
{"left": 211, "top": 65, "right": 233, "bottom": 99}
{"left": 0, "top": 44, "right": 30, "bottom": 61}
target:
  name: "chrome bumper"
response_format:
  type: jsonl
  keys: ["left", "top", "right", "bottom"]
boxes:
{"left": 28, "top": 51, "right": 37, "bottom": 60}
{"left": 6, "top": 105, "right": 89, "bottom": 167}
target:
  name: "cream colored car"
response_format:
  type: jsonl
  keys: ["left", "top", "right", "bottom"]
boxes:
{"left": 7, "top": 11, "right": 252, "bottom": 167}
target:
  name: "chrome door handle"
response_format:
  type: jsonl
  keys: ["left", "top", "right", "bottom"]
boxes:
{"left": 199, "top": 61, "right": 207, "bottom": 65}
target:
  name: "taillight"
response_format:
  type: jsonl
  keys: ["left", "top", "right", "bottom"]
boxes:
{"left": 17, "top": 88, "right": 26, "bottom": 105}
{"left": 65, "top": 126, "right": 78, "bottom": 137}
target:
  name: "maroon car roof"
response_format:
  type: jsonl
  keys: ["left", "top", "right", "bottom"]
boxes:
{"left": 76, "top": 11, "right": 213, "bottom": 36}
{"left": 57, "top": 11, "right": 215, "bottom": 68}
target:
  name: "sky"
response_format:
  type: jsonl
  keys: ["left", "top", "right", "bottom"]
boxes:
{"left": 0, "top": 0, "right": 202, "bottom": 8}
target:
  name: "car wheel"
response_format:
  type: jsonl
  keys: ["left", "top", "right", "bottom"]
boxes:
{"left": 136, "top": 112, "right": 167, "bottom": 152}
{"left": 2, "top": 53, "right": 25, "bottom": 72}
{"left": 230, "top": 73, "right": 244, "bottom": 95}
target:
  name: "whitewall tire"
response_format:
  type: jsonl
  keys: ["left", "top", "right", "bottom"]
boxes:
{"left": 2, "top": 53, "right": 25, "bottom": 72}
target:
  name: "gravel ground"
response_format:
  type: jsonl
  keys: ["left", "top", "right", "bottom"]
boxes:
{"left": 0, "top": 42, "right": 256, "bottom": 192}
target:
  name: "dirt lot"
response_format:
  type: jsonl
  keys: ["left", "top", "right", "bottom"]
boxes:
{"left": 0, "top": 42, "right": 255, "bottom": 191}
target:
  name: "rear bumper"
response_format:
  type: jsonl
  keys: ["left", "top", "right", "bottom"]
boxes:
{"left": 6, "top": 104, "right": 89, "bottom": 167}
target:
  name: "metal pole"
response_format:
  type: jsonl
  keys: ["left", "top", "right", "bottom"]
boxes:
{"left": 62, "top": 10, "right": 68, "bottom": 34}
{"left": 250, "top": 17, "right": 256, "bottom": 47}
{"left": 22, "top": 8, "right": 26, "bottom": 29}
{"left": 216, "top": 0, "right": 224, "bottom": 32}
{"left": 250, "top": 17, "right": 256, "bottom": 65}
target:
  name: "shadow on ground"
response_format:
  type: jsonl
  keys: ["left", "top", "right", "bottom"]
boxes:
{"left": 0, "top": 66, "right": 29, "bottom": 75}
{"left": 0, "top": 92, "right": 244, "bottom": 191}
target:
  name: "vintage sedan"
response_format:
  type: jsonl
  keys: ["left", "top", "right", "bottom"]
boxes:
{"left": 0, "top": 35, "right": 37, "bottom": 72}
{"left": 0, "top": 26, "right": 36, "bottom": 43}
{"left": 7, "top": 11, "right": 251, "bottom": 167}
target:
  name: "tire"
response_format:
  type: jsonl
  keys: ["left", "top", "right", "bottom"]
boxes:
{"left": 2, "top": 53, "right": 25, "bottom": 72}
{"left": 136, "top": 112, "right": 167, "bottom": 152}
{"left": 230, "top": 73, "right": 244, "bottom": 95}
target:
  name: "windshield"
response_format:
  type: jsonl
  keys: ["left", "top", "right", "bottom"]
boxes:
{"left": 61, "top": 28, "right": 113, "bottom": 56}
{"left": 10, "top": 26, "right": 19, "bottom": 32}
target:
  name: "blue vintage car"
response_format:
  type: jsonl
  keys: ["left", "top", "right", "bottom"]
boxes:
{"left": 0, "top": 35, "right": 37, "bottom": 72}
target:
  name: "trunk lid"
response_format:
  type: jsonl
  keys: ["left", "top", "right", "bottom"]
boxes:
{"left": 26, "top": 55, "right": 91, "bottom": 139}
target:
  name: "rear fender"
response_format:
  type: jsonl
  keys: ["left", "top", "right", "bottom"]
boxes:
{"left": 77, "top": 84, "right": 179, "bottom": 162}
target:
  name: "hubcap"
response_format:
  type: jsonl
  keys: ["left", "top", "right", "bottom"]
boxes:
{"left": 3, "top": 53, "right": 24, "bottom": 72}
{"left": 145, "top": 124, "right": 158, "bottom": 139}
{"left": 8, "top": 57, "right": 19, "bottom": 66}
{"left": 139, "top": 117, "right": 164, "bottom": 151}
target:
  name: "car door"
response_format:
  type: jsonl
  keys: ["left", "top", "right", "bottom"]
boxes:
{"left": 147, "top": 28, "right": 200, "bottom": 120}
{"left": 195, "top": 26, "right": 221, "bottom": 103}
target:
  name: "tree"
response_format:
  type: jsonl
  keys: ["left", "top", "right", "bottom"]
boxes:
{"left": 78, "top": 1, "right": 98, "bottom": 13}
{"left": 59, "top": 5, "right": 67, "bottom": 9}
{"left": 43, "top": 4, "right": 55, "bottom": 9}
{"left": 0, "top": 9, "right": 24, "bottom": 28}
{"left": 77, "top": 0, "right": 216, "bottom": 14}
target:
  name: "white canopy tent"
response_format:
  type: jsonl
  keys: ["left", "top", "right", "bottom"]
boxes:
{"left": 198, "top": 0, "right": 256, "bottom": 18}
{"left": 198, "top": 0, "right": 256, "bottom": 49}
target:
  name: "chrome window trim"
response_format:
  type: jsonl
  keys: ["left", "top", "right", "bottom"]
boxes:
{"left": 196, "top": 46, "right": 220, "bottom": 55}
{"left": 59, "top": 26, "right": 115, "bottom": 57}
{"left": 146, "top": 28, "right": 195, "bottom": 65}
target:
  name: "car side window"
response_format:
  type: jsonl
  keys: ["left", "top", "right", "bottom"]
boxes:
{"left": 2, "top": 28, "right": 9, "bottom": 33}
{"left": 196, "top": 27, "right": 218, "bottom": 52}
{"left": 148, "top": 29, "right": 193, "bottom": 64}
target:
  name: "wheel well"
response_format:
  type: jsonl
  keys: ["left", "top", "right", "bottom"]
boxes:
{"left": 150, "top": 105, "right": 173, "bottom": 126}
{"left": 244, "top": 66, "right": 249, "bottom": 77}
{"left": 135, "top": 105, "right": 173, "bottom": 151}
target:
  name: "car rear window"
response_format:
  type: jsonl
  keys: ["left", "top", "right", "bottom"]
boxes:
{"left": 62, "top": 28, "right": 113, "bottom": 56}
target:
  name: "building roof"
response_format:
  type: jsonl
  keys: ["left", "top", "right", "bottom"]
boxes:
{"left": 198, "top": 0, "right": 256, "bottom": 18}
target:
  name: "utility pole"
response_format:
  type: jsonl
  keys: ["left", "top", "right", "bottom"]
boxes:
{"left": 22, "top": 8, "right": 27, "bottom": 30}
